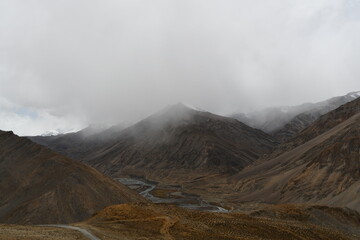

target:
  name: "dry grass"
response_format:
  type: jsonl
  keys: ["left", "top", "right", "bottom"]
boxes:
{"left": 80, "top": 203, "right": 357, "bottom": 240}
{"left": 0, "top": 224, "right": 87, "bottom": 240}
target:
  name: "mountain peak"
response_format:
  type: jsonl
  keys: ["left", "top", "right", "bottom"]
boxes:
{"left": 169, "top": 102, "right": 194, "bottom": 111}
{"left": 147, "top": 103, "right": 200, "bottom": 124}
{"left": 163, "top": 102, "right": 201, "bottom": 113}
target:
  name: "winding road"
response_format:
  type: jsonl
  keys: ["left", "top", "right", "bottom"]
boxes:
{"left": 40, "top": 225, "right": 100, "bottom": 240}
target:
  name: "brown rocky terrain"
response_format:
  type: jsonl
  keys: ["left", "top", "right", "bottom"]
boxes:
{"left": 3, "top": 203, "right": 360, "bottom": 240}
{"left": 0, "top": 130, "right": 146, "bottom": 225}
{"left": 0, "top": 224, "right": 87, "bottom": 240}
{"left": 229, "top": 97, "right": 360, "bottom": 211}
{"left": 76, "top": 203, "right": 359, "bottom": 240}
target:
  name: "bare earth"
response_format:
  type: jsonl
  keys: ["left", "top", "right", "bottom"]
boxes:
{"left": 1, "top": 203, "right": 360, "bottom": 240}
{"left": 78, "top": 203, "right": 359, "bottom": 240}
{"left": 0, "top": 224, "right": 87, "bottom": 240}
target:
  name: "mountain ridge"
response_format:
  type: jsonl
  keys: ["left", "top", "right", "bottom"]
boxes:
{"left": 232, "top": 91, "right": 360, "bottom": 142}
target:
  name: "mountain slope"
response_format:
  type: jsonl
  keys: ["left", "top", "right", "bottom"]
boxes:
{"left": 230, "top": 97, "right": 360, "bottom": 211}
{"left": 270, "top": 96, "right": 360, "bottom": 157}
{"left": 77, "top": 104, "right": 277, "bottom": 184}
{"left": 232, "top": 91, "right": 360, "bottom": 141}
{"left": 272, "top": 111, "right": 322, "bottom": 142}
{"left": 0, "top": 130, "right": 146, "bottom": 225}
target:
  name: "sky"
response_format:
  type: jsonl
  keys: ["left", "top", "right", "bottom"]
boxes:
{"left": 1, "top": 0, "right": 360, "bottom": 136}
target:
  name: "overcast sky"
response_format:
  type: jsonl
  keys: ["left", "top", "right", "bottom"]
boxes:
{"left": 1, "top": 0, "right": 360, "bottom": 136}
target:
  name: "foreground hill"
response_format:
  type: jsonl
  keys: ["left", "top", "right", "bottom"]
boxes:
{"left": 230, "top": 97, "right": 360, "bottom": 211}
{"left": 78, "top": 203, "right": 359, "bottom": 240}
{"left": 0, "top": 130, "right": 145, "bottom": 225}
{"left": 79, "top": 103, "right": 277, "bottom": 183}
{"left": 2, "top": 203, "right": 359, "bottom": 239}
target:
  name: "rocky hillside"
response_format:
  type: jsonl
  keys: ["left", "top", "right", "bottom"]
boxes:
{"left": 79, "top": 203, "right": 358, "bottom": 240}
{"left": 230, "top": 97, "right": 360, "bottom": 211}
{"left": 0, "top": 130, "right": 146, "bottom": 225}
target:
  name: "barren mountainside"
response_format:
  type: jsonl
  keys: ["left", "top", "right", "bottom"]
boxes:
{"left": 229, "top": 97, "right": 360, "bottom": 211}
{"left": 0, "top": 130, "right": 145, "bottom": 225}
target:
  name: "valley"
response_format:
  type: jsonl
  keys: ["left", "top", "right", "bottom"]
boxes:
{"left": 1, "top": 93, "right": 360, "bottom": 239}
{"left": 2, "top": 0, "right": 360, "bottom": 238}
{"left": 117, "top": 178, "right": 229, "bottom": 212}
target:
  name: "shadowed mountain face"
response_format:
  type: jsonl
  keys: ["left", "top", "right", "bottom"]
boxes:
{"left": 230, "top": 97, "right": 360, "bottom": 211}
{"left": 0, "top": 130, "right": 146, "bottom": 225}
{"left": 272, "top": 111, "right": 322, "bottom": 142}
{"left": 232, "top": 91, "right": 360, "bottom": 142}
{"left": 32, "top": 104, "right": 277, "bottom": 184}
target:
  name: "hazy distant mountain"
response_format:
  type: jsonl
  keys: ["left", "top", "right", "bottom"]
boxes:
{"left": 32, "top": 103, "right": 277, "bottom": 185}
{"left": 230, "top": 97, "right": 360, "bottom": 211}
{"left": 231, "top": 91, "right": 360, "bottom": 142}
{"left": 39, "top": 128, "right": 80, "bottom": 137}
{"left": 0, "top": 130, "right": 145, "bottom": 225}
{"left": 30, "top": 124, "right": 123, "bottom": 160}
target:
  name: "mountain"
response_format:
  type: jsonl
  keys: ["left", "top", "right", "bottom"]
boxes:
{"left": 271, "top": 111, "right": 320, "bottom": 142}
{"left": 83, "top": 104, "right": 277, "bottom": 181}
{"left": 32, "top": 103, "right": 277, "bottom": 184}
{"left": 30, "top": 124, "right": 123, "bottom": 160}
{"left": 232, "top": 91, "right": 360, "bottom": 142}
{"left": 229, "top": 97, "right": 360, "bottom": 211}
{"left": 0, "top": 130, "right": 146, "bottom": 225}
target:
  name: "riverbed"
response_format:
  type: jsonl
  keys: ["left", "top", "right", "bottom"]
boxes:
{"left": 117, "top": 178, "right": 229, "bottom": 213}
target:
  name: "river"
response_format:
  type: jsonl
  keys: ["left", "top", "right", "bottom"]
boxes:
{"left": 117, "top": 178, "right": 229, "bottom": 213}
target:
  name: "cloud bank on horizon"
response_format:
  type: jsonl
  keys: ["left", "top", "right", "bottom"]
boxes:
{"left": 1, "top": 0, "right": 360, "bottom": 135}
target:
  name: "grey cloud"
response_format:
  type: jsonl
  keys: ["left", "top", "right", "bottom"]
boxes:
{"left": 0, "top": 0, "right": 359, "bottom": 135}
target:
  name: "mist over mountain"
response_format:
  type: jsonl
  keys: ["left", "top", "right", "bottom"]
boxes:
{"left": 31, "top": 103, "right": 277, "bottom": 185}
{"left": 1, "top": 1, "right": 360, "bottom": 239}
{"left": 232, "top": 91, "right": 360, "bottom": 141}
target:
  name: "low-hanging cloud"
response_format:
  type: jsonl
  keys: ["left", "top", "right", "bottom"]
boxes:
{"left": 1, "top": 0, "right": 360, "bottom": 135}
